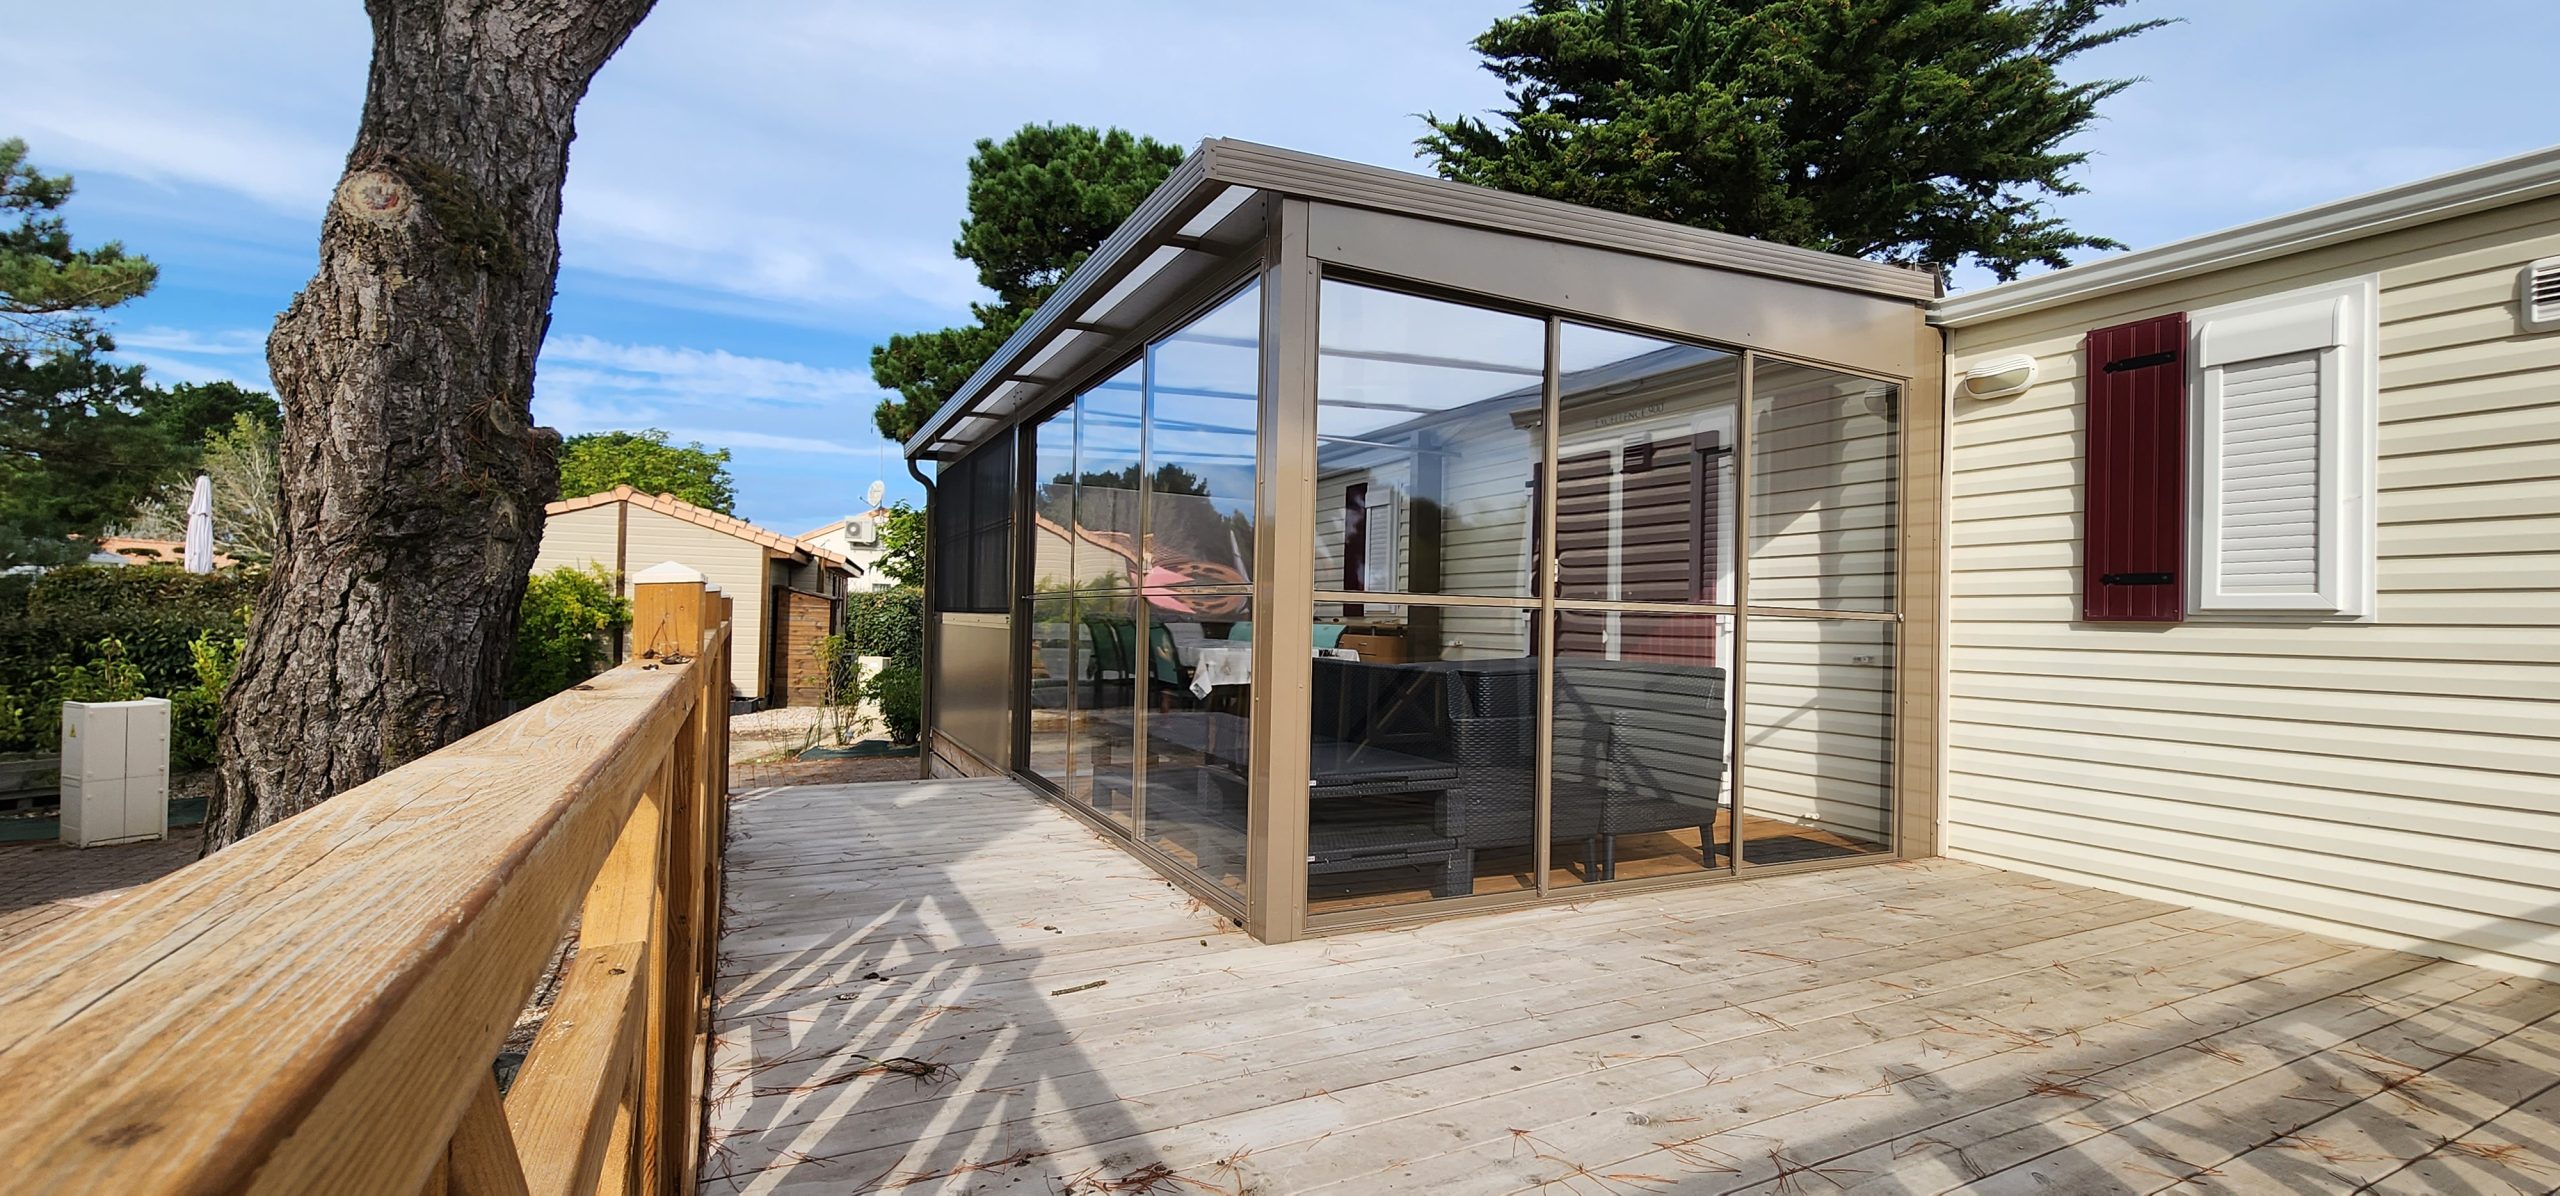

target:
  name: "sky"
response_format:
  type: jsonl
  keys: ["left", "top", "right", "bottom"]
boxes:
{"left": 6, "top": 0, "right": 2556, "bottom": 537}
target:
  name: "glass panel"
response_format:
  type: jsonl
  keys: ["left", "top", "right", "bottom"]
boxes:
{"left": 1749, "top": 359, "right": 1899, "bottom": 612}
{"left": 1314, "top": 281, "right": 1544, "bottom": 599}
{"left": 1141, "top": 587, "right": 1253, "bottom": 897}
{"left": 1074, "top": 363, "right": 1145, "bottom": 591}
{"left": 1306, "top": 600, "right": 1536, "bottom": 913}
{"left": 930, "top": 456, "right": 968, "bottom": 613}
{"left": 1145, "top": 281, "right": 1260, "bottom": 590}
{"left": 1028, "top": 403, "right": 1079, "bottom": 594}
{"left": 1067, "top": 593, "right": 1140, "bottom": 829}
{"left": 1739, "top": 616, "right": 1894, "bottom": 865}
{"left": 1554, "top": 324, "right": 1739, "bottom": 605}
{"left": 1026, "top": 596, "right": 1075, "bottom": 789}
{"left": 1550, "top": 609, "right": 1732, "bottom": 889}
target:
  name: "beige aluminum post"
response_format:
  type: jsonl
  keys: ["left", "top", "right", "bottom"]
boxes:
{"left": 1532, "top": 318, "right": 1561, "bottom": 894}
{"left": 1729, "top": 354, "right": 1754, "bottom": 872}
{"left": 1246, "top": 199, "right": 1319, "bottom": 943}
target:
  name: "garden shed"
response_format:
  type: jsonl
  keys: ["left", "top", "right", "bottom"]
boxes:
{"left": 534, "top": 486, "right": 855, "bottom": 707}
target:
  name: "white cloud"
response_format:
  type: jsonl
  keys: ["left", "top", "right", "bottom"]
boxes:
{"left": 663, "top": 428, "right": 873, "bottom": 457}
{"left": 2, "top": 1, "right": 1512, "bottom": 329}
{"left": 115, "top": 327, "right": 270, "bottom": 356}
{"left": 538, "top": 334, "right": 885, "bottom": 410}
{"left": 108, "top": 325, "right": 275, "bottom": 391}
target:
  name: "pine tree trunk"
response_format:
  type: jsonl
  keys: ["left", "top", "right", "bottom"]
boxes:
{"left": 206, "top": 0, "right": 655, "bottom": 851}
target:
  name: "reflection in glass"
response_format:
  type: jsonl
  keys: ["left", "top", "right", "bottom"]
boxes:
{"left": 1140, "top": 589, "right": 1253, "bottom": 897}
{"left": 1553, "top": 324, "right": 1738, "bottom": 605}
{"left": 1028, "top": 404, "right": 1078, "bottom": 593}
{"left": 1749, "top": 359, "right": 1899, "bottom": 612}
{"left": 1314, "top": 282, "right": 1544, "bottom": 599}
{"left": 1550, "top": 610, "right": 1732, "bottom": 888}
{"left": 1074, "top": 364, "right": 1146, "bottom": 591}
{"left": 1306, "top": 604, "right": 1535, "bottom": 913}
{"left": 1740, "top": 616, "right": 1894, "bottom": 865}
{"left": 1068, "top": 593, "right": 1140, "bottom": 829}
{"left": 1025, "top": 598, "right": 1074, "bottom": 789}
{"left": 1145, "top": 282, "right": 1259, "bottom": 591}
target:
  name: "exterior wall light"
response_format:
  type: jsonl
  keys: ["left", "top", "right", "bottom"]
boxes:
{"left": 1958, "top": 354, "right": 2039, "bottom": 400}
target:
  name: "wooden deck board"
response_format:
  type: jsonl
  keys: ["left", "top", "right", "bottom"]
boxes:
{"left": 701, "top": 778, "right": 2560, "bottom": 1195}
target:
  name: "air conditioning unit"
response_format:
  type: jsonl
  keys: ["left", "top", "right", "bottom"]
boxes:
{"left": 61, "top": 698, "right": 171, "bottom": 848}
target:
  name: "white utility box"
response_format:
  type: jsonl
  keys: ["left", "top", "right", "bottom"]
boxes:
{"left": 61, "top": 698, "right": 171, "bottom": 848}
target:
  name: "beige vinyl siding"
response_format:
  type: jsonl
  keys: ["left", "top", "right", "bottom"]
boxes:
{"left": 1738, "top": 362, "right": 1900, "bottom": 840}
{"left": 1941, "top": 194, "right": 2560, "bottom": 980}
{"left": 529, "top": 505, "right": 620, "bottom": 579}
{"left": 621, "top": 506, "right": 771, "bottom": 699}
{"left": 1748, "top": 361, "right": 1900, "bottom": 611}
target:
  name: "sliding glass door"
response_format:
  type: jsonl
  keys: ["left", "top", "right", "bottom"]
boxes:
{"left": 1305, "top": 279, "right": 1902, "bottom": 917}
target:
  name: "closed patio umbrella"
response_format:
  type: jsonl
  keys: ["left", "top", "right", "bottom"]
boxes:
{"left": 183, "top": 473, "right": 214, "bottom": 574}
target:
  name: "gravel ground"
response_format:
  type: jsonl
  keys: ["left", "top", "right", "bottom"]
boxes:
{"left": 727, "top": 705, "right": 838, "bottom": 763}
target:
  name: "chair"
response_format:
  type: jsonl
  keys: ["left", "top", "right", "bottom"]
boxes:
{"left": 1080, "top": 615, "right": 1137, "bottom": 706}
{"left": 1555, "top": 660, "right": 1729, "bottom": 879}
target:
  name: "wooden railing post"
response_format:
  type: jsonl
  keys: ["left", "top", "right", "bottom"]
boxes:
{"left": 634, "top": 565, "right": 706, "bottom": 1195}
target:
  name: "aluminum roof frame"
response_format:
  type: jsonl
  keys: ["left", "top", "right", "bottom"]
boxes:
{"left": 903, "top": 138, "right": 1939, "bottom": 461}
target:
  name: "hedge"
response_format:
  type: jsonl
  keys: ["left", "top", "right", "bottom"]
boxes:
{"left": 0, "top": 565, "right": 258, "bottom": 762}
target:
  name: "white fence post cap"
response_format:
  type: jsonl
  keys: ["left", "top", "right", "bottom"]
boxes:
{"left": 633, "top": 561, "right": 705, "bottom": 585}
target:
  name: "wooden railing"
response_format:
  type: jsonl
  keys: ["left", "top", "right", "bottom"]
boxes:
{"left": 0, "top": 573, "right": 734, "bottom": 1195}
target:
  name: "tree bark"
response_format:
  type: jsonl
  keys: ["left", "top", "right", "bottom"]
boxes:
{"left": 206, "top": 0, "right": 655, "bottom": 851}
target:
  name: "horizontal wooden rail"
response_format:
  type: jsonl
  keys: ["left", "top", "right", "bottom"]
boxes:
{"left": 0, "top": 576, "right": 733, "bottom": 1196}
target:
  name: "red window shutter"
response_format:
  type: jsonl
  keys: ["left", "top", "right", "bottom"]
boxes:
{"left": 2082, "top": 313, "right": 2188, "bottom": 623}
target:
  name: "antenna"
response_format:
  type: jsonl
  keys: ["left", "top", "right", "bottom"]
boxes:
{"left": 865, "top": 479, "right": 886, "bottom": 509}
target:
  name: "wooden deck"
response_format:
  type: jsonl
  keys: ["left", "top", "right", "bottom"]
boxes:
{"left": 703, "top": 778, "right": 2560, "bottom": 1195}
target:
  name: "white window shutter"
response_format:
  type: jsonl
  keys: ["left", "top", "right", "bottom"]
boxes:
{"left": 2189, "top": 277, "right": 2379, "bottom": 619}
{"left": 2210, "top": 351, "right": 2324, "bottom": 595}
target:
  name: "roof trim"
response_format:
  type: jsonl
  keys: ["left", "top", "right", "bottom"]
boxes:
{"left": 548, "top": 485, "right": 852, "bottom": 569}
{"left": 1933, "top": 142, "right": 2560, "bottom": 328}
{"left": 903, "top": 137, "right": 1937, "bottom": 460}
{"left": 1208, "top": 141, "right": 1940, "bottom": 302}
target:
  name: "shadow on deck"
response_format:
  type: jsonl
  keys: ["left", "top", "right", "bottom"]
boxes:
{"left": 701, "top": 778, "right": 2560, "bottom": 1195}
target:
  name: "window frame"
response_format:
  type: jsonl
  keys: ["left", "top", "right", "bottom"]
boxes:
{"left": 2186, "top": 275, "right": 2380, "bottom": 620}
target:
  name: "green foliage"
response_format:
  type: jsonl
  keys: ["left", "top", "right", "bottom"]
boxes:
{"left": 150, "top": 381, "right": 280, "bottom": 455}
{"left": 873, "top": 502, "right": 924, "bottom": 588}
{"left": 868, "top": 663, "right": 922, "bottom": 745}
{"left": 557, "top": 428, "right": 737, "bottom": 513}
{"left": 870, "top": 124, "right": 1183, "bottom": 443}
{"left": 0, "top": 333, "right": 170, "bottom": 565}
{"left": 0, "top": 565, "right": 260, "bottom": 702}
{"left": 1419, "top": 0, "right": 2168, "bottom": 281}
{"left": 844, "top": 584, "right": 923, "bottom": 666}
{"left": 53, "top": 637, "right": 144, "bottom": 705}
{"left": 843, "top": 585, "right": 924, "bottom": 745}
{"left": 0, "top": 565, "right": 254, "bottom": 758}
{"left": 505, "top": 564, "right": 632, "bottom": 705}
{"left": 868, "top": 308, "right": 1023, "bottom": 444}
{"left": 2, "top": 137, "right": 158, "bottom": 350}
{"left": 169, "top": 626, "right": 243, "bottom": 770}
{"left": 121, "top": 410, "right": 287, "bottom": 562}
{"left": 0, "top": 636, "right": 148, "bottom": 757}
{"left": 956, "top": 125, "right": 1190, "bottom": 309}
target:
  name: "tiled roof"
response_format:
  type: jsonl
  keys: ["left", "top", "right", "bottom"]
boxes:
{"left": 548, "top": 486, "right": 853, "bottom": 569}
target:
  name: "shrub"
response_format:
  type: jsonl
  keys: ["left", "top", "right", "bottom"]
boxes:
{"left": 0, "top": 564, "right": 260, "bottom": 702}
{"left": 868, "top": 663, "right": 922, "bottom": 745}
{"left": 170, "top": 627, "right": 243, "bottom": 770}
{"left": 841, "top": 586, "right": 923, "bottom": 743}
{"left": 844, "top": 585, "right": 922, "bottom": 666}
{"left": 506, "top": 564, "right": 631, "bottom": 705}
